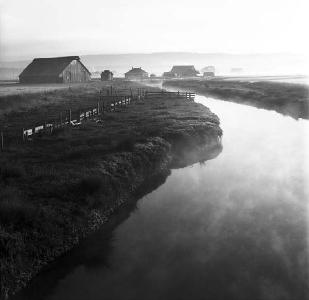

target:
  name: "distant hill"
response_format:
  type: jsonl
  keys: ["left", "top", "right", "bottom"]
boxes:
{"left": 0, "top": 52, "right": 306, "bottom": 80}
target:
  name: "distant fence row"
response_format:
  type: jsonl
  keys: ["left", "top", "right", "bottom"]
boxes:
{"left": 0, "top": 88, "right": 194, "bottom": 151}
{"left": 145, "top": 90, "right": 195, "bottom": 101}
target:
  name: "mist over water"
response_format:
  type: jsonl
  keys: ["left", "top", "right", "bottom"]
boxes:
{"left": 14, "top": 94, "right": 309, "bottom": 300}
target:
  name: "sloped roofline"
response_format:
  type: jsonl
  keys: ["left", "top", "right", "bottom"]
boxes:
{"left": 19, "top": 56, "right": 91, "bottom": 78}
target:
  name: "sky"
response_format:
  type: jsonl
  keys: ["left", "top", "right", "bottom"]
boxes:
{"left": 0, "top": 0, "right": 308, "bottom": 61}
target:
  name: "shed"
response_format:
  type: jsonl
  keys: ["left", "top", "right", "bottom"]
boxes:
{"left": 162, "top": 71, "right": 176, "bottom": 78}
{"left": 202, "top": 66, "right": 215, "bottom": 77}
{"left": 19, "top": 56, "right": 91, "bottom": 84}
{"left": 101, "top": 70, "right": 113, "bottom": 81}
{"left": 170, "top": 65, "right": 199, "bottom": 78}
{"left": 203, "top": 72, "right": 215, "bottom": 77}
{"left": 125, "top": 67, "right": 148, "bottom": 80}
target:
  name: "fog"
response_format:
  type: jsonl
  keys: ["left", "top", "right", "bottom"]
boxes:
{"left": 0, "top": 52, "right": 308, "bottom": 81}
{"left": 14, "top": 93, "right": 309, "bottom": 300}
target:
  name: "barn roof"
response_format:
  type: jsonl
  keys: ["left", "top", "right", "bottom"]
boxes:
{"left": 170, "top": 65, "right": 199, "bottom": 74}
{"left": 125, "top": 67, "right": 148, "bottom": 75}
{"left": 19, "top": 56, "right": 91, "bottom": 78}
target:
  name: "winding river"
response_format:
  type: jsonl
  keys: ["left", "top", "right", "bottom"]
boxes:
{"left": 14, "top": 93, "right": 309, "bottom": 300}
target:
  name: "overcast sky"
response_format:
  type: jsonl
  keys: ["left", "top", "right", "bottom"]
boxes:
{"left": 0, "top": 0, "right": 308, "bottom": 61}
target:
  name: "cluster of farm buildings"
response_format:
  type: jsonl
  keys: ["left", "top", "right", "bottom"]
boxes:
{"left": 19, "top": 56, "right": 217, "bottom": 84}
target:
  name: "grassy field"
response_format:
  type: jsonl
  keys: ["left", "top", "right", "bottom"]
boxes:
{"left": 0, "top": 81, "right": 94, "bottom": 97}
{"left": 0, "top": 80, "right": 222, "bottom": 298}
{"left": 163, "top": 79, "right": 309, "bottom": 119}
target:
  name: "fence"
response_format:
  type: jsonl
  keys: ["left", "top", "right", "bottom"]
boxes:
{"left": 21, "top": 95, "right": 136, "bottom": 140}
{"left": 0, "top": 87, "right": 193, "bottom": 151}
{"left": 0, "top": 92, "right": 143, "bottom": 151}
{"left": 145, "top": 90, "right": 195, "bottom": 101}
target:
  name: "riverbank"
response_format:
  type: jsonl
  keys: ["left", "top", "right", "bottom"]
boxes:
{"left": 163, "top": 79, "right": 309, "bottom": 120}
{"left": 0, "top": 80, "right": 222, "bottom": 299}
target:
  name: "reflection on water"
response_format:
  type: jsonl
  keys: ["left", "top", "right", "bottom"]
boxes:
{"left": 14, "top": 95, "right": 309, "bottom": 300}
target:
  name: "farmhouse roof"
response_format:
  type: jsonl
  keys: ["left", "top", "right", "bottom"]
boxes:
{"left": 19, "top": 56, "right": 91, "bottom": 78}
{"left": 125, "top": 67, "right": 148, "bottom": 75}
{"left": 170, "top": 65, "right": 199, "bottom": 74}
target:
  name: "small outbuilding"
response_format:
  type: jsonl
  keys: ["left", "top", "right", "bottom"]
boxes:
{"left": 125, "top": 67, "right": 148, "bottom": 81}
{"left": 170, "top": 65, "right": 199, "bottom": 78}
{"left": 162, "top": 71, "right": 176, "bottom": 79}
{"left": 19, "top": 56, "right": 91, "bottom": 84}
{"left": 202, "top": 66, "right": 215, "bottom": 77}
{"left": 101, "top": 70, "right": 113, "bottom": 81}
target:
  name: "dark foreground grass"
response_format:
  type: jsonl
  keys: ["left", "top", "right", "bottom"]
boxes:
{"left": 164, "top": 79, "right": 309, "bottom": 119}
{"left": 0, "top": 81, "right": 222, "bottom": 299}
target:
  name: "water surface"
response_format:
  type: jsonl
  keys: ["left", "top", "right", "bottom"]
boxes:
{"left": 15, "top": 94, "right": 309, "bottom": 300}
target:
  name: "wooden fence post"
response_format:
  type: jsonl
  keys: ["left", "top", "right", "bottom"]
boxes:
{"left": 69, "top": 109, "right": 72, "bottom": 124}
{"left": 97, "top": 101, "right": 100, "bottom": 115}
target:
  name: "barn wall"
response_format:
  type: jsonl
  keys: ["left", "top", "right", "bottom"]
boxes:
{"left": 61, "top": 60, "right": 91, "bottom": 83}
{"left": 19, "top": 75, "right": 62, "bottom": 84}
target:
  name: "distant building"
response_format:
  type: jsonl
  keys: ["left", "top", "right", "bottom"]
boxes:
{"left": 19, "top": 56, "right": 91, "bottom": 84}
{"left": 162, "top": 71, "right": 176, "bottom": 79}
{"left": 150, "top": 73, "right": 156, "bottom": 78}
{"left": 203, "top": 72, "right": 215, "bottom": 77}
{"left": 101, "top": 70, "right": 113, "bottom": 81}
{"left": 125, "top": 67, "right": 148, "bottom": 80}
{"left": 170, "top": 65, "right": 199, "bottom": 78}
{"left": 202, "top": 66, "right": 215, "bottom": 77}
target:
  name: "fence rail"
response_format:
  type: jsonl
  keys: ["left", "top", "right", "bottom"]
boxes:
{"left": 0, "top": 87, "right": 194, "bottom": 151}
{"left": 145, "top": 90, "right": 195, "bottom": 101}
{"left": 21, "top": 95, "right": 135, "bottom": 140}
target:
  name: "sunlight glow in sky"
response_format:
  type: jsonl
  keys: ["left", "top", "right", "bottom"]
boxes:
{"left": 0, "top": 0, "right": 308, "bottom": 60}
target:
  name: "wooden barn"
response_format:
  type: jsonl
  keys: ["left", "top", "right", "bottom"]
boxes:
{"left": 125, "top": 67, "right": 148, "bottom": 81}
{"left": 19, "top": 56, "right": 91, "bottom": 84}
{"left": 101, "top": 70, "right": 113, "bottom": 81}
{"left": 170, "top": 65, "right": 199, "bottom": 78}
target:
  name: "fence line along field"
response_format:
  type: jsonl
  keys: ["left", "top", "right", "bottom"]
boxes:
{"left": 0, "top": 80, "right": 195, "bottom": 151}
{"left": 0, "top": 82, "right": 146, "bottom": 150}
